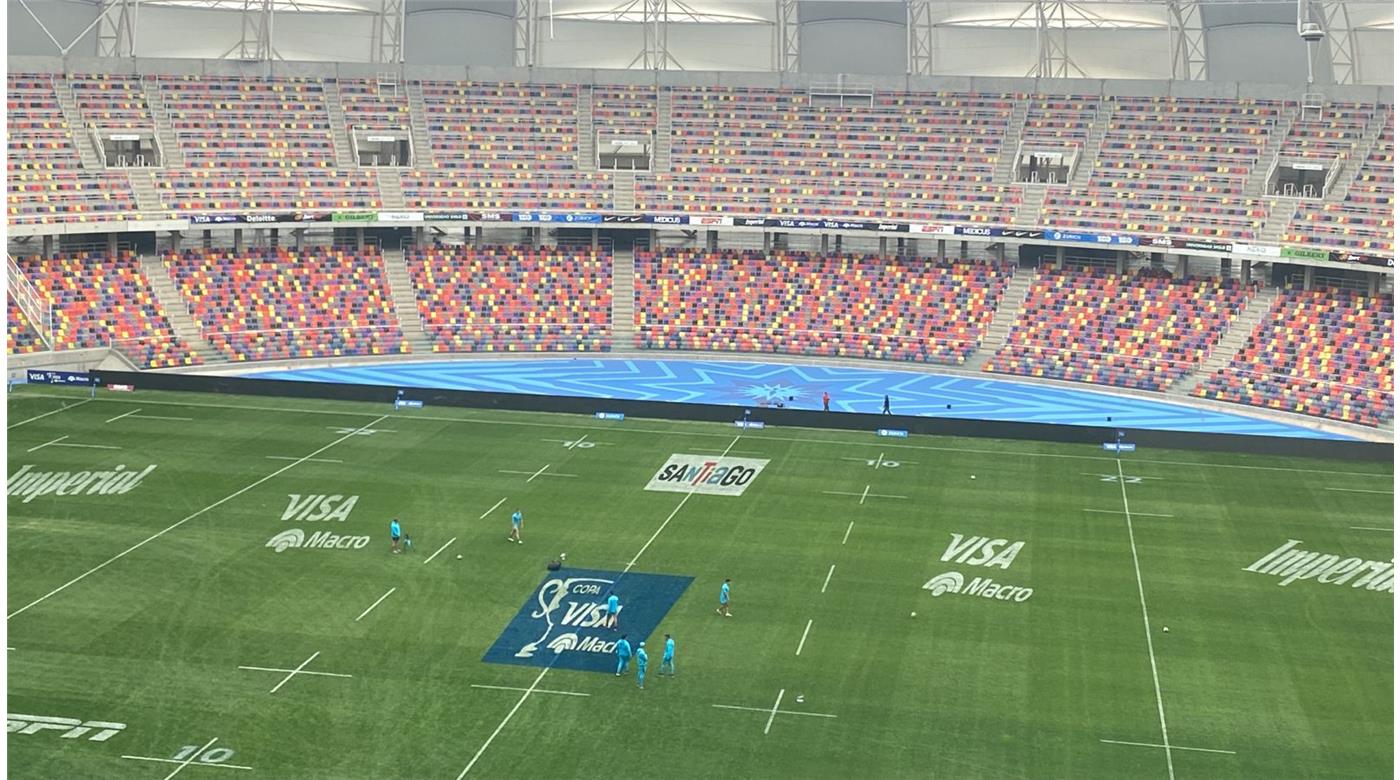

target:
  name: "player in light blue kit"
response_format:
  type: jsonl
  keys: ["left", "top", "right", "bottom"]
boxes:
{"left": 606, "top": 592, "right": 621, "bottom": 631}
{"left": 389, "top": 518, "right": 402, "bottom": 554}
{"left": 615, "top": 634, "right": 632, "bottom": 676}
{"left": 717, "top": 578, "right": 732, "bottom": 617}
{"left": 508, "top": 509, "right": 523, "bottom": 544}
{"left": 660, "top": 633, "right": 676, "bottom": 676}
{"left": 635, "top": 642, "right": 648, "bottom": 689}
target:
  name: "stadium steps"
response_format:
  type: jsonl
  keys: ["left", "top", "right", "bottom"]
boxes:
{"left": 613, "top": 170, "right": 637, "bottom": 212}
{"left": 653, "top": 88, "right": 673, "bottom": 172}
{"left": 381, "top": 247, "right": 432, "bottom": 354}
{"left": 1246, "top": 104, "right": 1300, "bottom": 196}
{"left": 577, "top": 86, "right": 596, "bottom": 172}
{"left": 1167, "top": 286, "right": 1280, "bottom": 396}
{"left": 612, "top": 246, "right": 637, "bottom": 350}
{"left": 137, "top": 255, "right": 229, "bottom": 364}
{"left": 126, "top": 169, "right": 166, "bottom": 216}
{"left": 1258, "top": 196, "right": 1300, "bottom": 244}
{"left": 52, "top": 78, "right": 103, "bottom": 170}
{"left": 1067, "top": 98, "right": 1115, "bottom": 189}
{"left": 1010, "top": 185, "right": 1048, "bottom": 228}
{"left": 141, "top": 77, "right": 184, "bottom": 167}
{"left": 992, "top": 98, "right": 1030, "bottom": 185}
{"left": 1326, "top": 107, "right": 1389, "bottom": 202}
{"left": 377, "top": 169, "right": 406, "bottom": 210}
{"left": 405, "top": 81, "right": 434, "bottom": 167}
{"left": 322, "top": 81, "right": 358, "bottom": 168}
{"left": 969, "top": 269, "right": 1035, "bottom": 367}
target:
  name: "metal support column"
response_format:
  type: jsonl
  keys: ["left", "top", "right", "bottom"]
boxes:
{"left": 42, "top": 235, "right": 54, "bottom": 256}
{"left": 371, "top": 0, "right": 406, "bottom": 64}
{"left": 1029, "top": 0, "right": 1085, "bottom": 79}
{"left": 937, "top": 239, "right": 946, "bottom": 261}
{"left": 1304, "top": 265, "right": 1315, "bottom": 290}
{"left": 514, "top": 0, "right": 538, "bottom": 68}
{"left": 774, "top": 0, "right": 799, "bottom": 73}
{"left": 222, "top": 0, "right": 277, "bottom": 61}
{"left": 1054, "top": 246, "right": 1065, "bottom": 269}
{"left": 96, "top": 0, "right": 137, "bottom": 58}
{"left": 355, "top": 227, "right": 365, "bottom": 251}
{"left": 1321, "top": 1, "right": 1360, "bottom": 85}
{"left": 629, "top": 0, "right": 681, "bottom": 70}
{"left": 1175, "top": 255, "right": 1187, "bottom": 278}
{"left": 1167, "top": 0, "right": 1209, "bottom": 81}
{"left": 233, "top": 229, "right": 244, "bottom": 252}
{"left": 907, "top": 0, "right": 934, "bottom": 76}
{"left": 202, "top": 230, "right": 212, "bottom": 249}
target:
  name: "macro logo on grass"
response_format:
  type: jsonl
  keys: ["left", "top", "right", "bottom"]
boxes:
{"left": 645, "top": 455, "right": 769, "bottom": 496}
{"left": 1244, "top": 539, "right": 1394, "bottom": 594}
{"left": 483, "top": 568, "right": 692, "bottom": 673}
{"left": 922, "top": 532, "right": 1035, "bottom": 604}
{"left": 7, "top": 464, "right": 158, "bottom": 504}
{"left": 265, "top": 527, "right": 370, "bottom": 552}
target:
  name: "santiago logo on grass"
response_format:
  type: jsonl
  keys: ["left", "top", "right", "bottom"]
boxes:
{"left": 645, "top": 454, "right": 769, "bottom": 497}
{"left": 265, "top": 527, "right": 370, "bottom": 552}
{"left": 483, "top": 567, "right": 692, "bottom": 673}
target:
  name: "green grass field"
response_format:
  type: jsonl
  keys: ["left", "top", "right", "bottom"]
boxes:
{"left": 6, "top": 385, "right": 1394, "bottom": 779}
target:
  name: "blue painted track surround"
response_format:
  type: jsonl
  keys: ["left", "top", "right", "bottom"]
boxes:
{"left": 247, "top": 357, "right": 1348, "bottom": 440}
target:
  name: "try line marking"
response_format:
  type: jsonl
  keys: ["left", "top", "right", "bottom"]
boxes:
{"left": 455, "top": 432, "right": 744, "bottom": 778}
{"left": 8, "top": 398, "right": 92, "bottom": 429}
{"left": 354, "top": 588, "right": 396, "bottom": 622}
{"left": 7, "top": 414, "right": 390, "bottom": 620}
{"left": 1100, "top": 739, "right": 1236, "bottom": 756}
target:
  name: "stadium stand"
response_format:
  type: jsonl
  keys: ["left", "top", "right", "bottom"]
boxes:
{"left": 1021, "top": 94, "right": 1098, "bottom": 150}
{"left": 70, "top": 74, "right": 153, "bottom": 129}
{"left": 7, "top": 73, "right": 141, "bottom": 223}
{"left": 152, "top": 75, "right": 381, "bottom": 212}
{"left": 1277, "top": 101, "right": 1374, "bottom": 162}
{"left": 985, "top": 267, "right": 1254, "bottom": 391}
{"left": 592, "top": 85, "right": 658, "bottom": 136}
{"left": 1282, "top": 108, "right": 1395, "bottom": 254}
{"left": 1194, "top": 286, "right": 1394, "bottom": 426}
{"left": 11, "top": 252, "right": 200, "bottom": 367}
{"left": 7, "top": 295, "right": 43, "bottom": 354}
{"left": 338, "top": 78, "right": 411, "bottom": 133}
{"left": 637, "top": 88, "right": 1020, "bottom": 223}
{"left": 407, "top": 244, "right": 612, "bottom": 352}
{"left": 635, "top": 249, "right": 1011, "bottom": 363}
{"left": 161, "top": 247, "right": 408, "bottom": 361}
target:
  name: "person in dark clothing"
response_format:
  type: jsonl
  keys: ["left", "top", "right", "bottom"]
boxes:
{"left": 882, "top": 395, "right": 892, "bottom": 415}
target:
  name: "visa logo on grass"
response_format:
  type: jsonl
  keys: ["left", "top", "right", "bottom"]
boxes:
{"left": 483, "top": 568, "right": 692, "bottom": 673}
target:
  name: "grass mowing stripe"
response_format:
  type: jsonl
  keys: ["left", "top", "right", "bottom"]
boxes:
{"left": 6, "top": 413, "right": 390, "bottom": 621}
{"left": 8, "top": 398, "right": 92, "bottom": 429}
{"left": 1116, "top": 456, "right": 1175, "bottom": 780}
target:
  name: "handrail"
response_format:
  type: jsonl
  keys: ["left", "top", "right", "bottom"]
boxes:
{"left": 7, "top": 254, "right": 54, "bottom": 349}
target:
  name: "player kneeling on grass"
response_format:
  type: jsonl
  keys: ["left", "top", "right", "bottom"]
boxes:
{"left": 615, "top": 634, "right": 632, "bottom": 677}
{"left": 636, "top": 642, "right": 648, "bottom": 689}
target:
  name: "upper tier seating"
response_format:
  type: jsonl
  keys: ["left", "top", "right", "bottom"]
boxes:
{"left": 1194, "top": 287, "right": 1393, "bottom": 427}
{"left": 407, "top": 244, "right": 612, "bottom": 352}
{"left": 152, "top": 76, "right": 381, "bottom": 211}
{"left": 11, "top": 252, "right": 200, "bottom": 367}
{"left": 7, "top": 295, "right": 43, "bottom": 354}
{"left": 338, "top": 79, "right": 410, "bottom": 132}
{"left": 1283, "top": 109, "right": 1395, "bottom": 254}
{"left": 162, "top": 247, "right": 408, "bottom": 361}
{"left": 7, "top": 73, "right": 141, "bottom": 223}
{"left": 70, "top": 74, "right": 153, "bottom": 128}
{"left": 1021, "top": 94, "right": 1098, "bottom": 150}
{"left": 1278, "top": 102, "right": 1374, "bottom": 162}
{"left": 635, "top": 250, "right": 1011, "bottom": 363}
{"left": 985, "top": 267, "right": 1253, "bottom": 391}
{"left": 406, "top": 81, "right": 612, "bottom": 211}
{"left": 593, "top": 85, "right": 657, "bottom": 136}
{"left": 638, "top": 88, "right": 1020, "bottom": 223}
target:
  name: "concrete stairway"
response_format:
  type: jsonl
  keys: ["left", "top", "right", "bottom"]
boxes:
{"left": 653, "top": 87, "right": 673, "bottom": 173}
{"left": 53, "top": 78, "right": 103, "bottom": 169}
{"left": 1011, "top": 185, "right": 1048, "bottom": 228}
{"left": 1245, "top": 104, "right": 1300, "bottom": 196}
{"left": 322, "top": 80, "right": 357, "bottom": 168}
{"left": 137, "top": 255, "right": 227, "bottom": 363}
{"left": 613, "top": 170, "right": 636, "bottom": 213}
{"left": 381, "top": 247, "right": 432, "bottom": 354}
{"left": 405, "top": 81, "right": 434, "bottom": 167}
{"left": 140, "top": 77, "right": 184, "bottom": 166}
{"left": 992, "top": 98, "right": 1030, "bottom": 185}
{"left": 1167, "top": 286, "right": 1279, "bottom": 396}
{"left": 1067, "top": 99, "right": 1115, "bottom": 189}
{"left": 967, "top": 269, "right": 1035, "bottom": 366}
{"left": 126, "top": 169, "right": 165, "bottom": 216}
{"left": 1257, "top": 196, "right": 1300, "bottom": 245}
{"left": 576, "top": 86, "right": 596, "bottom": 172}
{"left": 377, "top": 169, "right": 406, "bottom": 209}
{"left": 1326, "top": 107, "right": 1388, "bottom": 200}
{"left": 610, "top": 246, "right": 637, "bottom": 350}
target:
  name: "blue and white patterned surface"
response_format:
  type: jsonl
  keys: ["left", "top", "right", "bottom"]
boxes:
{"left": 247, "top": 358, "right": 1349, "bottom": 440}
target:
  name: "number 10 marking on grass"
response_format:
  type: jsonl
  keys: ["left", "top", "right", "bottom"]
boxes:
{"left": 173, "top": 745, "right": 237, "bottom": 764}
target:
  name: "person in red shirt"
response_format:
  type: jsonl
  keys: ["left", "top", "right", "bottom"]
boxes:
{"left": 822, "top": 391, "right": 831, "bottom": 411}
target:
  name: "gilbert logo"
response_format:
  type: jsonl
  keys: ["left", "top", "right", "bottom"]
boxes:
{"left": 7, "top": 714, "right": 125, "bottom": 742}
{"left": 266, "top": 527, "right": 370, "bottom": 552}
{"left": 1244, "top": 539, "right": 1394, "bottom": 593}
{"left": 645, "top": 454, "right": 769, "bottom": 497}
{"left": 8, "top": 464, "right": 158, "bottom": 504}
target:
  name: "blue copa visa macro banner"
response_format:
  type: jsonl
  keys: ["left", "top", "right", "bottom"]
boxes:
{"left": 26, "top": 370, "right": 91, "bottom": 386}
{"left": 483, "top": 568, "right": 692, "bottom": 673}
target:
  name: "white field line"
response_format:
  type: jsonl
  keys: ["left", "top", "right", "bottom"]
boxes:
{"left": 470, "top": 684, "right": 590, "bottom": 698}
{"left": 120, "top": 754, "right": 252, "bottom": 772}
{"left": 1350, "top": 526, "right": 1394, "bottom": 532}
{"left": 354, "top": 588, "right": 397, "bottom": 622}
{"left": 859, "top": 484, "right": 870, "bottom": 505}
{"left": 1116, "top": 457, "right": 1175, "bottom": 780}
{"left": 1084, "top": 473, "right": 1163, "bottom": 480}
{"left": 266, "top": 455, "right": 343, "bottom": 464}
{"left": 7, "top": 414, "right": 390, "bottom": 620}
{"left": 567, "top": 434, "right": 588, "bottom": 449}
{"left": 52, "top": 442, "right": 122, "bottom": 450}
{"left": 823, "top": 490, "right": 907, "bottom": 501}
{"left": 131, "top": 414, "right": 194, "bottom": 421}
{"left": 498, "top": 469, "right": 577, "bottom": 479}
{"left": 269, "top": 652, "right": 320, "bottom": 694}
{"left": 1084, "top": 509, "right": 1176, "bottom": 518}
{"left": 8, "top": 398, "right": 92, "bottom": 429}
{"left": 161, "top": 737, "right": 219, "bottom": 780}
{"left": 763, "top": 689, "right": 786, "bottom": 735}
{"left": 712, "top": 703, "right": 837, "bottom": 719}
{"left": 16, "top": 391, "right": 1394, "bottom": 478}
{"left": 821, "top": 564, "right": 835, "bottom": 593}
{"left": 1325, "top": 487, "right": 1394, "bottom": 495}
{"left": 795, "top": 620, "right": 813, "bottom": 656}
{"left": 26, "top": 435, "right": 68, "bottom": 452}
{"left": 236, "top": 665, "right": 351, "bottom": 679}
{"left": 1099, "top": 739, "right": 1235, "bottom": 755}
{"left": 526, "top": 464, "right": 550, "bottom": 482}
{"left": 424, "top": 538, "right": 458, "bottom": 564}
{"left": 480, "top": 497, "right": 508, "bottom": 520}
{"left": 842, "top": 521, "right": 854, "bottom": 545}
{"left": 105, "top": 408, "right": 141, "bottom": 423}
{"left": 457, "top": 432, "right": 744, "bottom": 777}
{"left": 874, "top": 452, "right": 883, "bottom": 469}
